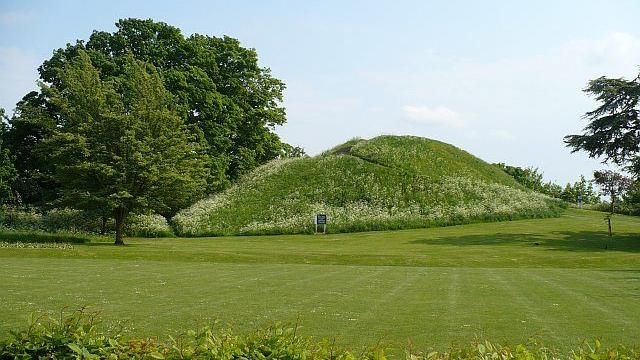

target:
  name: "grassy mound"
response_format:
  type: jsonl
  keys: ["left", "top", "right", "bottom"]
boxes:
{"left": 173, "top": 135, "right": 563, "bottom": 236}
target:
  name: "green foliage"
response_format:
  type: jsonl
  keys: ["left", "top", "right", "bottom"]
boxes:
{"left": 5, "top": 207, "right": 102, "bottom": 235}
{"left": 0, "top": 229, "right": 93, "bottom": 244}
{"left": 5, "top": 18, "right": 288, "bottom": 203}
{"left": 0, "top": 241, "right": 75, "bottom": 249}
{"left": 40, "top": 50, "right": 208, "bottom": 244}
{"left": 564, "top": 73, "right": 640, "bottom": 177}
{"left": 409, "top": 339, "right": 639, "bottom": 360}
{"left": 1, "top": 309, "right": 637, "bottom": 360}
{"left": 0, "top": 148, "right": 16, "bottom": 204}
{"left": 126, "top": 213, "right": 174, "bottom": 238}
{"left": 174, "top": 136, "right": 563, "bottom": 236}
{"left": 0, "top": 207, "right": 172, "bottom": 237}
{"left": 559, "top": 175, "right": 599, "bottom": 204}
{"left": 0, "top": 109, "right": 16, "bottom": 204}
{"left": 281, "top": 143, "right": 307, "bottom": 158}
{"left": 0, "top": 309, "right": 358, "bottom": 360}
{"left": 617, "top": 180, "right": 640, "bottom": 215}
{"left": 581, "top": 179, "right": 640, "bottom": 216}
{"left": 0, "top": 207, "right": 43, "bottom": 230}
{"left": 494, "top": 163, "right": 545, "bottom": 191}
{"left": 2, "top": 91, "right": 61, "bottom": 205}
{"left": 495, "top": 163, "right": 599, "bottom": 204}
{"left": 592, "top": 170, "right": 632, "bottom": 213}
{"left": 540, "top": 181, "right": 563, "bottom": 199}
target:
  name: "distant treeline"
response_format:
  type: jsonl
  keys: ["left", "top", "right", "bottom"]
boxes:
{"left": 494, "top": 163, "right": 598, "bottom": 203}
{"left": 494, "top": 163, "right": 640, "bottom": 215}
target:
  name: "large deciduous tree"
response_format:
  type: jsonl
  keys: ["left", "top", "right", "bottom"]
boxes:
{"left": 0, "top": 109, "right": 17, "bottom": 203}
{"left": 42, "top": 50, "right": 208, "bottom": 245}
{"left": 564, "top": 74, "right": 640, "bottom": 173}
{"left": 5, "top": 18, "right": 287, "bottom": 204}
{"left": 3, "top": 92, "right": 60, "bottom": 205}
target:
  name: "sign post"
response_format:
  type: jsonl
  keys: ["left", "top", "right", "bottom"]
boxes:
{"left": 315, "top": 214, "right": 327, "bottom": 234}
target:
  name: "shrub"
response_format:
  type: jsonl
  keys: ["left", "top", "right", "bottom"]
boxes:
{"left": 1, "top": 309, "right": 638, "bottom": 360}
{"left": 0, "top": 207, "right": 173, "bottom": 238}
{"left": 0, "top": 241, "right": 75, "bottom": 249}
{"left": 0, "top": 230, "right": 91, "bottom": 244}
{"left": 580, "top": 202, "right": 640, "bottom": 216}
{"left": 42, "top": 208, "right": 105, "bottom": 233}
{"left": 126, "top": 213, "right": 174, "bottom": 237}
{"left": 0, "top": 207, "right": 43, "bottom": 231}
{"left": 0, "top": 309, "right": 358, "bottom": 360}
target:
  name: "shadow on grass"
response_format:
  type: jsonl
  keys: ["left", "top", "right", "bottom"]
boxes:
{"left": 0, "top": 231, "right": 93, "bottom": 244}
{"left": 409, "top": 231, "right": 640, "bottom": 252}
{"left": 83, "top": 241, "right": 142, "bottom": 247}
{"left": 0, "top": 230, "right": 155, "bottom": 247}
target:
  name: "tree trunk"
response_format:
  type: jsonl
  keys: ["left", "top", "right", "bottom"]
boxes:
{"left": 610, "top": 193, "right": 616, "bottom": 213}
{"left": 100, "top": 216, "right": 108, "bottom": 235}
{"left": 114, "top": 208, "right": 126, "bottom": 245}
{"left": 607, "top": 216, "right": 612, "bottom": 237}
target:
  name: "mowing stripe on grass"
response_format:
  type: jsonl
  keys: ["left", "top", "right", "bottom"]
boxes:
{"left": 2, "top": 209, "right": 640, "bottom": 351}
{"left": 488, "top": 268, "right": 561, "bottom": 343}
{"left": 528, "top": 268, "right": 637, "bottom": 330}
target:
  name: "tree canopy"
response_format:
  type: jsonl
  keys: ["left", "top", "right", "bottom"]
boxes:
{"left": 564, "top": 74, "right": 640, "bottom": 175}
{"left": 494, "top": 163, "right": 544, "bottom": 192}
{"left": 4, "top": 18, "right": 288, "bottom": 204}
{"left": 42, "top": 50, "right": 209, "bottom": 244}
{"left": 0, "top": 109, "right": 17, "bottom": 203}
{"left": 592, "top": 170, "right": 632, "bottom": 213}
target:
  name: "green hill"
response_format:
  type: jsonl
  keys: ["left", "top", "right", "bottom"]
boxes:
{"left": 173, "top": 135, "right": 563, "bottom": 236}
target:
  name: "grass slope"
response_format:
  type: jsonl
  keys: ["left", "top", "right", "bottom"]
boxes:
{"left": 1, "top": 209, "right": 639, "bottom": 352}
{"left": 173, "top": 135, "right": 563, "bottom": 236}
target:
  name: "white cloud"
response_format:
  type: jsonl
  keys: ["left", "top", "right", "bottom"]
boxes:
{"left": 402, "top": 105, "right": 467, "bottom": 128}
{"left": 354, "top": 32, "right": 640, "bottom": 184}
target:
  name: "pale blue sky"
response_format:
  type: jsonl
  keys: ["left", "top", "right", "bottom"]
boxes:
{"left": 2, "top": 0, "right": 639, "bottom": 184}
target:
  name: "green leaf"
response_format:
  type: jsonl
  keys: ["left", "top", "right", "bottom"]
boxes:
{"left": 67, "top": 343, "right": 83, "bottom": 354}
{"left": 150, "top": 351, "right": 165, "bottom": 359}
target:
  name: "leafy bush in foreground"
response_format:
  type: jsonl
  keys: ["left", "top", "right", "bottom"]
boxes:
{"left": 1, "top": 309, "right": 637, "bottom": 360}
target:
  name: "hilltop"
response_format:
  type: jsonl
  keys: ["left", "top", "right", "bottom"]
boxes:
{"left": 173, "top": 135, "right": 563, "bottom": 236}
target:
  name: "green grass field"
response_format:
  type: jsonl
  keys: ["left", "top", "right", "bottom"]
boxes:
{"left": 1, "top": 208, "right": 639, "bottom": 352}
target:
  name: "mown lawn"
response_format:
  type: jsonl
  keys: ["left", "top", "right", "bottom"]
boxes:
{"left": 0, "top": 208, "right": 639, "bottom": 352}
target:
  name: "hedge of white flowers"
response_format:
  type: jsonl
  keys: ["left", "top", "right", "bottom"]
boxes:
{"left": 173, "top": 137, "right": 565, "bottom": 237}
{"left": 1, "top": 208, "right": 174, "bottom": 237}
{"left": 0, "top": 241, "right": 74, "bottom": 250}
